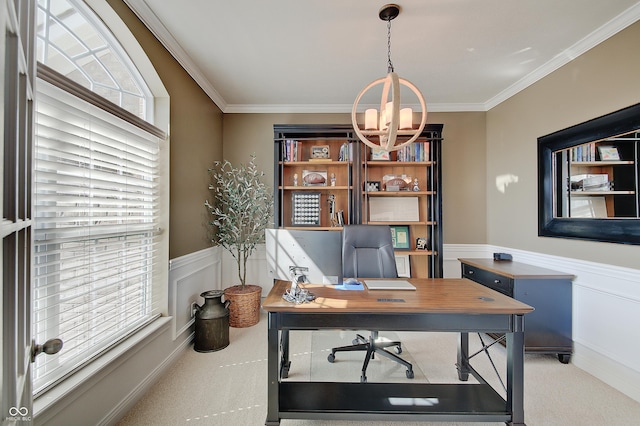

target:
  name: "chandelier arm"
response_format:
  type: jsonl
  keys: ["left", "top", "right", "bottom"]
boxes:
{"left": 384, "top": 77, "right": 428, "bottom": 151}
{"left": 382, "top": 72, "right": 401, "bottom": 151}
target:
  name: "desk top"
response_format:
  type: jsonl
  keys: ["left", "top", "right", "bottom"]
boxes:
{"left": 459, "top": 258, "right": 575, "bottom": 279}
{"left": 263, "top": 278, "right": 534, "bottom": 315}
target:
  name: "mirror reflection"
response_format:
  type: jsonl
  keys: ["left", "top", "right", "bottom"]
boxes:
{"left": 554, "top": 130, "right": 639, "bottom": 219}
{"left": 538, "top": 102, "right": 640, "bottom": 245}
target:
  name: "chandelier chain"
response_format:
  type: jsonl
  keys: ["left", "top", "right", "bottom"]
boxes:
{"left": 387, "top": 18, "right": 394, "bottom": 73}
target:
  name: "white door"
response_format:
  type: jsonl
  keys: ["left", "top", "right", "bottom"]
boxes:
{"left": 2, "top": 1, "right": 36, "bottom": 423}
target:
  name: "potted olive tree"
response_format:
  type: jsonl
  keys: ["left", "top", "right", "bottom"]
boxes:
{"left": 205, "top": 154, "right": 273, "bottom": 327}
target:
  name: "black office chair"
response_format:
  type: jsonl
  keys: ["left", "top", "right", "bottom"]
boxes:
{"left": 327, "top": 224, "right": 414, "bottom": 382}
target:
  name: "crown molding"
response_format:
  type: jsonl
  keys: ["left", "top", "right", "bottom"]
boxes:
{"left": 224, "top": 102, "right": 487, "bottom": 114}
{"left": 485, "top": 2, "right": 640, "bottom": 110}
{"left": 123, "top": 0, "right": 227, "bottom": 112}
{"left": 125, "top": 0, "right": 640, "bottom": 115}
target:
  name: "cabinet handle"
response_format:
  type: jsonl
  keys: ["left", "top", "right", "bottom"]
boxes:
{"left": 494, "top": 279, "right": 501, "bottom": 284}
{"left": 468, "top": 270, "right": 474, "bottom": 274}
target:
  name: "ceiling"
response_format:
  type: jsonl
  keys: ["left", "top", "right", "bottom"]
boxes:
{"left": 124, "top": 0, "right": 640, "bottom": 113}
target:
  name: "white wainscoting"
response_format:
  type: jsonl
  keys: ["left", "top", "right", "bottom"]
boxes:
{"left": 443, "top": 244, "right": 640, "bottom": 403}
{"left": 220, "top": 244, "right": 274, "bottom": 297}
{"left": 168, "top": 246, "right": 222, "bottom": 340}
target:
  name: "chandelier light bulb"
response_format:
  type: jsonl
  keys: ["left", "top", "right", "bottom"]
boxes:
{"left": 365, "top": 109, "right": 378, "bottom": 130}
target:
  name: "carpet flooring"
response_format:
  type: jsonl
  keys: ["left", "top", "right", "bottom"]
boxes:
{"left": 117, "top": 311, "right": 640, "bottom": 425}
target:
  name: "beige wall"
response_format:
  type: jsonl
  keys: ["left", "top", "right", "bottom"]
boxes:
{"left": 222, "top": 111, "right": 487, "bottom": 245}
{"left": 110, "top": 1, "right": 224, "bottom": 259}
{"left": 486, "top": 21, "right": 640, "bottom": 268}
{"left": 114, "top": 0, "right": 638, "bottom": 265}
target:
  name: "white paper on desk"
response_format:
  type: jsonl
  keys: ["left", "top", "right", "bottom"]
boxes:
{"left": 364, "top": 280, "right": 416, "bottom": 290}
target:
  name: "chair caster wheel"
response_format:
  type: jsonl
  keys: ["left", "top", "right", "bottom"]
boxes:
{"left": 360, "top": 375, "right": 367, "bottom": 383}
{"left": 395, "top": 345, "right": 402, "bottom": 354}
{"left": 327, "top": 353, "right": 335, "bottom": 363}
{"left": 406, "top": 369, "right": 414, "bottom": 379}
{"left": 352, "top": 339, "right": 359, "bottom": 345}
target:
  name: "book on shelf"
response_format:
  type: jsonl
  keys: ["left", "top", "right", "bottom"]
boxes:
{"left": 283, "top": 139, "right": 300, "bottom": 162}
{"left": 397, "top": 141, "right": 430, "bottom": 162}
{"left": 571, "top": 142, "right": 597, "bottom": 162}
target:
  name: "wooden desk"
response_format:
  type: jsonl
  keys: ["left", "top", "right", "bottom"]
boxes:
{"left": 264, "top": 278, "right": 534, "bottom": 425}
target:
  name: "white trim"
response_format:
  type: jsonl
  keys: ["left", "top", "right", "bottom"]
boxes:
{"left": 485, "top": 3, "right": 640, "bottom": 110}
{"left": 572, "top": 341, "right": 640, "bottom": 404}
{"left": 169, "top": 245, "right": 218, "bottom": 271}
{"left": 168, "top": 246, "right": 222, "bottom": 340}
{"left": 223, "top": 102, "right": 487, "bottom": 114}
{"left": 123, "top": 0, "right": 226, "bottom": 112}
{"left": 34, "top": 317, "right": 173, "bottom": 421}
{"left": 97, "top": 335, "right": 191, "bottom": 426}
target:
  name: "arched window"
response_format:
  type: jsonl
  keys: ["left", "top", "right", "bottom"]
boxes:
{"left": 36, "top": 0, "right": 152, "bottom": 120}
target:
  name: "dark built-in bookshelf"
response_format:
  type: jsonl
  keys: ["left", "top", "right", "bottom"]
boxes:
{"left": 273, "top": 124, "right": 444, "bottom": 278}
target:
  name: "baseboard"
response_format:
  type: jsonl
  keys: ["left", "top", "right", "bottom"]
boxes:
{"left": 573, "top": 341, "right": 640, "bottom": 403}
{"left": 98, "top": 334, "right": 193, "bottom": 426}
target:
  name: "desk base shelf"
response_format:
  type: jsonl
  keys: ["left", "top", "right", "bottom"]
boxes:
{"left": 273, "top": 382, "right": 510, "bottom": 424}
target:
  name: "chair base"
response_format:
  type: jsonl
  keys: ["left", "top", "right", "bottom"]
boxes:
{"left": 327, "top": 332, "right": 414, "bottom": 383}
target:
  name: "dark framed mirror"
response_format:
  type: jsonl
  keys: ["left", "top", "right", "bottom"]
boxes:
{"left": 538, "top": 102, "right": 640, "bottom": 245}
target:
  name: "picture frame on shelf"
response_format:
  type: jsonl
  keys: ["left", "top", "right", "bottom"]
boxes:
{"left": 291, "top": 192, "right": 321, "bottom": 226}
{"left": 310, "top": 145, "right": 330, "bottom": 159}
{"left": 390, "top": 225, "right": 410, "bottom": 250}
{"left": 302, "top": 170, "right": 327, "bottom": 186}
{"left": 597, "top": 146, "right": 620, "bottom": 161}
{"left": 370, "top": 147, "right": 390, "bottom": 161}
{"left": 382, "top": 174, "right": 411, "bottom": 191}
{"left": 415, "top": 237, "right": 428, "bottom": 250}
{"left": 394, "top": 254, "right": 411, "bottom": 278}
{"left": 365, "top": 181, "right": 380, "bottom": 192}
{"left": 369, "top": 197, "right": 419, "bottom": 222}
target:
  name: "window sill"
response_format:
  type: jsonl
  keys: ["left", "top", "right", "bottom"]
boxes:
{"left": 33, "top": 316, "right": 173, "bottom": 418}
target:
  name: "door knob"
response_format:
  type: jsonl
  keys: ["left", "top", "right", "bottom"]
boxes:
{"left": 31, "top": 338, "right": 63, "bottom": 362}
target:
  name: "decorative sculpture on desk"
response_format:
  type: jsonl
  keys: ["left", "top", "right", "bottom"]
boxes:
{"left": 282, "top": 266, "right": 315, "bottom": 304}
{"left": 412, "top": 178, "right": 420, "bottom": 191}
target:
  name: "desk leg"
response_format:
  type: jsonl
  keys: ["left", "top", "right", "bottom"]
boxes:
{"left": 266, "top": 313, "right": 280, "bottom": 426}
{"left": 456, "top": 332, "right": 470, "bottom": 381}
{"left": 507, "top": 314, "right": 526, "bottom": 426}
{"left": 280, "top": 330, "right": 291, "bottom": 379}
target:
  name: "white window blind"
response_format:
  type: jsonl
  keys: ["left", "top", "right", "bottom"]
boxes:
{"left": 32, "top": 80, "right": 161, "bottom": 394}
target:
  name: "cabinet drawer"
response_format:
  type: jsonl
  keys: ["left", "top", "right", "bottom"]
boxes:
{"left": 462, "top": 264, "right": 513, "bottom": 296}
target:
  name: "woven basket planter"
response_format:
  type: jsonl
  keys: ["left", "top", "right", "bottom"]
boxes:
{"left": 223, "top": 284, "right": 262, "bottom": 328}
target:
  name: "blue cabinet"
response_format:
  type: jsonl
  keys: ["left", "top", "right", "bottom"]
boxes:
{"left": 459, "top": 258, "right": 574, "bottom": 363}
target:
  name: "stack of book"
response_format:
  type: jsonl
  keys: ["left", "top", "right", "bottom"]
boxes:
{"left": 397, "top": 141, "right": 430, "bottom": 162}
